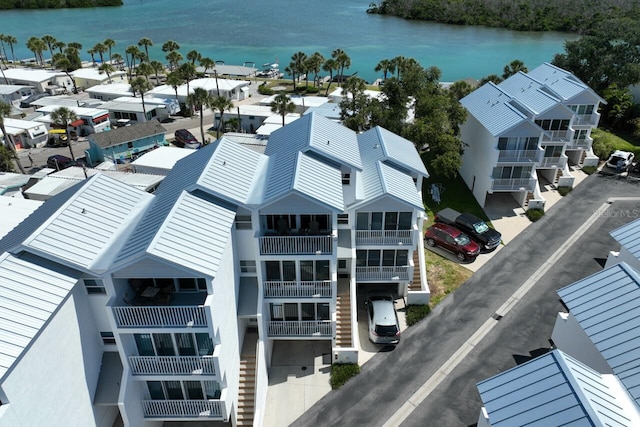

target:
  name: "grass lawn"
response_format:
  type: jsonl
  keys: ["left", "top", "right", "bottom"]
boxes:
{"left": 593, "top": 128, "right": 640, "bottom": 157}
{"left": 425, "top": 249, "right": 473, "bottom": 307}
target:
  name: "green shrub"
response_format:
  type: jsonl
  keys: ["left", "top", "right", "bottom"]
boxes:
{"left": 581, "top": 166, "right": 597, "bottom": 175}
{"left": 406, "top": 304, "right": 431, "bottom": 326}
{"left": 526, "top": 208, "right": 545, "bottom": 222}
{"left": 330, "top": 363, "right": 360, "bottom": 390}
{"left": 557, "top": 186, "right": 572, "bottom": 196}
{"left": 258, "top": 84, "right": 274, "bottom": 95}
{"left": 305, "top": 86, "right": 320, "bottom": 94}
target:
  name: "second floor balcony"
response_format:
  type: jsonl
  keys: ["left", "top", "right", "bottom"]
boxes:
{"left": 142, "top": 399, "right": 223, "bottom": 419}
{"left": 259, "top": 234, "right": 333, "bottom": 255}
{"left": 356, "top": 266, "right": 410, "bottom": 282}
{"left": 541, "top": 130, "right": 571, "bottom": 142}
{"left": 490, "top": 177, "right": 536, "bottom": 192}
{"left": 264, "top": 280, "right": 332, "bottom": 298}
{"left": 267, "top": 320, "right": 333, "bottom": 337}
{"left": 113, "top": 305, "right": 208, "bottom": 329}
{"left": 355, "top": 229, "right": 415, "bottom": 246}
{"left": 129, "top": 355, "right": 216, "bottom": 376}
{"left": 539, "top": 155, "right": 568, "bottom": 168}
{"left": 497, "top": 149, "right": 543, "bottom": 164}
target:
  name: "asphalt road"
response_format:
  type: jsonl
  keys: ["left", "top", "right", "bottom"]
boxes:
{"left": 291, "top": 174, "right": 640, "bottom": 427}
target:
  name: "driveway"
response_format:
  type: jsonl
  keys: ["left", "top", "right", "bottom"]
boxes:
{"left": 291, "top": 175, "right": 640, "bottom": 427}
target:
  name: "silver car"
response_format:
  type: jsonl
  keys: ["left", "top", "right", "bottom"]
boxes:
{"left": 366, "top": 294, "right": 401, "bottom": 345}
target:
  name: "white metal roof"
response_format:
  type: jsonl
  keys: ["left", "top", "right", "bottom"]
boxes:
{"left": 478, "top": 349, "right": 640, "bottom": 427}
{"left": 0, "top": 252, "right": 78, "bottom": 380}
{"left": 358, "top": 126, "right": 428, "bottom": 177}
{"left": 36, "top": 104, "right": 109, "bottom": 118}
{"left": 499, "top": 72, "right": 562, "bottom": 115}
{"left": 528, "top": 62, "right": 605, "bottom": 103}
{"left": 22, "top": 176, "right": 80, "bottom": 199}
{"left": 293, "top": 152, "right": 344, "bottom": 211}
{"left": 131, "top": 146, "right": 196, "bottom": 172}
{"left": 31, "top": 95, "right": 85, "bottom": 108}
{"left": 0, "top": 84, "right": 30, "bottom": 95}
{"left": 557, "top": 262, "right": 640, "bottom": 404}
{"left": 20, "top": 174, "right": 154, "bottom": 272}
{"left": 3, "top": 68, "right": 65, "bottom": 83}
{"left": 610, "top": 218, "right": 640, "bottom": 262}
{"left": 0, "top": 197, "right": 43, "bottom": 240}
{"left": 147, "top": 78, "right": 249, "bottom": 97}
{"left": 85, "top": 83, "right": 133, "bottom": 96}
{"left": 71, "top": 67, "right": 125, "bottom": 81}
{"left": 461, "top": 82, "right": 529, "bottom": 137}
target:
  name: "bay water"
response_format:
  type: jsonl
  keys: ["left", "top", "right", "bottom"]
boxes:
{"left": 0, "top": 0, "right": 576, "bottom": 82}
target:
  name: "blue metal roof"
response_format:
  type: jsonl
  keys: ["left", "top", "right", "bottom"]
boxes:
{"left": 499, "top": 72, "right": 562, "bottom": 116}
{"left": 478, "top": 349, "right": 640, "bottom": 427}
{"left": 358, "top": 127, "right": 428, "bottom": 178}
{"left": 528, "top": 62, "right": 604, "bottom": 103}
{"left": 293, "top": 152, "right": 344, "bottom": 212}
{"left": 610, "top": 218, "right": 640, "bottom": 262}
{"left": 557, "top": 262, "right": 640, "bottom": 405}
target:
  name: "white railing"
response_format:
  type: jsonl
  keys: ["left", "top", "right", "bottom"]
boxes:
{"left": 259, "top": 235, "right": 332, "bottom": 255}
{"left": 264, "top": 281, "right": 331, "bottom": 298}
{"left": 573, "top": 114, "right": 597, "bottom": 126}
{"left": 355, "top": 266, "right": 410, "bottom": 281}
{"left": 267, "top": 320, "right": 332, "bottom": 337}
{"left": 567, "top": 139, "right": 591, "bottom": 148}
{"left": 112, "top": 306, "right": 207, "bottom": 328}
{"left": 129, "top": 356, "right": 216, "bottom": 375}
{"left": 497, "top": 149, "right": 542, "bottom": 163}
{"left": 355, "top": 229, "right": 414, "bottom": 245}
{"left": 539, "top": 156, "right": 567, "bottom": 168}
{"left": 491, "top": 178, "right": 536, "bottom": 191}
{"left": 142, "top": 400, "right": 222, "bottom": 418}
{"left": 541, "top": 130, "right": 571, "bottom": 141}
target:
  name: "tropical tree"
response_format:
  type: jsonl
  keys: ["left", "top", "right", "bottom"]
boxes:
{"left": 178, "top": 62, "right": 197, "bottom": 96}
{"left": 0, "top": 101, "right": 26, "bottom": 173}
{"left": 130, "top": 77, "right": 153, "bottom": 120}
{"left": 186, "top": 87, "right": 214, "bottom": 143}
{"left": 375, "top": 58, "right": 395, "bottom": 81}
{"left": 162, "top": 40, "right": 180, "bottom": 53}
{"left": 322, "top": 58, "right": 338, "bottom": 95}
{"left": 41, "top": 34, "right": 57, "bottom": 62}
{"left": 270, "top": 92, "right": 296, "bottom": 126}
{"left": 288, "top": 51, "right": 307, "bottom": 92}
{"left": 331, "top": 48, "right": 351, "bottom": 86}
{"left": 125, "top": 45, "right": 141, "bottom": 79}
{"left": 186, "top": 50, "right": 201, "bottom": 65}
{"left": 339, "top": 77, "right": 371, "bottom": 131}
{"left": 149, "top": 60, "right": 165, "bottom": 85}
{"left": 103, "top": 38, "right": 115, "bottom": 62}
{"left": 199, "top": 57, "right": 215, "bottom": 75}
{"left": 166, "top": 50, "right": 183, "bottom": 71}
{"left": 136, "top": 62, "right": 153, "bottom": 82}
{"left": 111, "top": 53, "right": 124, "bottom": 70}
{"left": 53, "top": 40, "right": 65, "bottom": 55}
{"left": 210, "top": 95, "right": 234, "bottom": 137}
{"left": 5, "top": 35, "right": 17, "bottom": 63}
{"left": 0, "top": 145, "right": 14, "bottom": 172}
{"left": 391, "top": 55, "right": 406, "bottom": 79}
{"left": 87, "top": 48, "right": 96, "bottom": 66}
{"left": 502, "top": 60, "right": 528, "bottom": 80}
{"left": 98, "top": 62, "right": 116, "bottom": 83}
{"left": 26, "top": 37, "right": 47, "bottom": 67}
{"left": 50, "top": 107, "right": 78, "bottom": 160}
{"left": 68, "top": 42, "right": 82, "bottom": 51}
{"left": 137, "top": 37, "right": 153, "bottom": 62}
{"left": 166, "top": 71, "right": 184, "bottom": 101}
{"left": 306, "top": 52, "right": 325, "bottom": 87}
{"left": 478, "top": 74, "right": 502, "bottom": 85}
{"left": 0, "top": 35, "right": 7, "bottom": 65}
{"left": 93, "top": 42, "right": 107, "bottom": 64}
{"left": 53, "top": 55, "right": 79, "bottom": 94}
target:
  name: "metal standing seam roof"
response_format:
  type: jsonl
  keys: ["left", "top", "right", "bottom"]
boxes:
{"left": 460, "top": 82, "right": 530, "bottom": 137}
{"left": 557, "top": 262, "right": 640, "bottom": 405}
{"left": 610, "top": 218, "right": 640, "bottom": 262}
{"left": 498, "top": 72, "right": 562, "bottom": 115}
{"left": 0, "top": 252, "right": 79, "bottom": 380}
{"left": 358, "top": 126, "right": 428, "bottom": 177}
{"left": 477, "top": 349, "right": 640, "bottom": 427}
{"left": 21, "top": 174, "right": 154, "bottom": 272}
{"left": 292, "top": 152, "right": 344, "bottom": 212}
{"left": 146, "top": 191, "right": 236, "bottom": 278}
{"left": 528, "top": 62, "right": 604, "bottom": 103}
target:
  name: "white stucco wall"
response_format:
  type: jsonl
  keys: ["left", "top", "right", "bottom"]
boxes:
{"left": 0, "top": 284, "right": 103, "bottom": 427}
{"left": 459, "top": 117, "right": 497, "bottom": 207}
{"left": 551, "top": 312, "right": 612, "bottom": 373}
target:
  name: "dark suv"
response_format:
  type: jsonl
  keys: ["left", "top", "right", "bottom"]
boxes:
{"left": 47, "top": 155, "right": 74, "bottom": 171}
{"left": 424, "top": 222, "right": 480, "bottom": 262}
{"left": 173, "top": 129, "right": 201, "bottom": 149}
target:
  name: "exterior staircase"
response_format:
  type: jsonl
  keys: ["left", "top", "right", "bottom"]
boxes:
{"left": 580, "top": 150, "right": 587, "bottom": 165}
{"left": 335, "top": 289, "right": 352, "bottom": 347}
{"left": 237, "top": 334, "right": 257, "bottom": 427}
{"left": 524, "top": 191, "right": 534, "bottom": 208}
{"left": 553, "top": 169, "right": 563, "bottom": 186}
{"left": 409, "top": 249, "right": 422, "bottom": 292}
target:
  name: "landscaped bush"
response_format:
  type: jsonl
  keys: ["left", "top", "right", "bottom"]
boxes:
{"left": 581, "top": 166, "right": 598, "bottom": 175}
{"left": 526, "top": 208, "right": 545, "bottom": 222}
{"left": 258, "top": 83, "right": 274, "bottom": 95}
{"left": 406, "top": 304, "right": 431, "bottom": 326}
{"left": 330, "top": 363, "right": 360, "bottom": 390}
{"left": 557, "top": 186, "right": 572, "bottom": 196}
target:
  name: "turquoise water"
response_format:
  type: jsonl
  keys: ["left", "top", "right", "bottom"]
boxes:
{"left": 0, "top": 0, "right": 576, "bottom": 82}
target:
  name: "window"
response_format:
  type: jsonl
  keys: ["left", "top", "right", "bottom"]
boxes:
{"left": 240, "top": 260, "right": 256, "bottom": 273}
{"left": 497, "top": 136, "right": 539, "bottom": 151}
{"left": 544, "top": 145, "right": 563, "bottom": 158}
{"left": 337, "top": 214, "right": 349, "bottom": 224}
{"left": 176, "top": 333, "right": 196, "bottom": 356}
{"left": 83, "top": 278, "right": 106, "bottom": 294}
{"left": 270, "top": 302, "right": 330, "bottom": 322}
{"left": 575, "top": 129, "right": 588, "bottom": 140}
{"left": 153, "top": 334, "right": 175, "bottom": 356}
{"left": 569, "top": 104, "right": 594, "bottom": 115}
{"left": 146, "top": 380, "right": 221, "bottom": 401}
{"left": 357, "top": 212, "right": 412, "bottom": 231}
{"left": 358, "top": 249, "right": 408, "bottom": 266}
{"left": 342, "top": 173, "right": 351, "bottom": 185}
{"left": 534, "top": 119, "right": 570, "bottom": 131}
{"left": 338, "top": 259, "right": 347, "bottom": 269}
{"left": 127, "top": 141, "right": 133, "bottom": 149}
{"left": 135, "top": 333, "right": 214, "bottom": 357}
{"left": 177, "top": 278, "right": 206, "bottom": 292}
{"left": 235, "top": 215, "right": 252, "bottom": 230}
{"left": 195, "top": 333, "right": 214, "bottom": 356}
{"left": 100, "top": 332, "right": 116, "bottom": 345}
{"left": 185, "top": 381, "right": 204, "bottom": 400}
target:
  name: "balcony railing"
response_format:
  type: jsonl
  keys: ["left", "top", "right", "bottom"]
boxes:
{"left": 259, "top": 235, "right": 332, "bottom": 255}
{"left": 497, "top": 149, "right": 542, "bottom": 163}
{"left": 539, "top": 155, "right": 568, "bottom": 168}
{"left": 129, "top": 356, "right": 216, "bottom": 375}
{"left": 541, "top": 130, "right": 571, "bottom": 142}
{"left": 142, "top": 400, "right": 222, "bottom": 418}
{"left": 267, "top": 320, "right": 332, "bottom": 337}
{"left": 566, "top": 139, "right": 592, "bottom": 149}
{"left": 264, "top": 281, "right": 331, "bottom": 298}
{"left": 112, "top": 306, "right": 207, "bottom": 328}
{"left": 355, "top": 229, "right": 414, "bottom": 246}
{"left": 573, "top": 114, "right": 598, "bottom": 126}
{"left": 490, "top": 178, "right": 536, "bottom": 192}
{"left": 355, "top": 266, "right": 410, "bottom": 281}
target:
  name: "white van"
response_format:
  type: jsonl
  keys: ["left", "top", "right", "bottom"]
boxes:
{"left": 366, "top": 293, "right": 401, "bottom": 345}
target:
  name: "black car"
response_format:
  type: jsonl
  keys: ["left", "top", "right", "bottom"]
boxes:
{"left": 435, "top": 208, "right": 502, "bottom": 251}
{"left": 47, "top": 155, "right": 73, "bottom": 171}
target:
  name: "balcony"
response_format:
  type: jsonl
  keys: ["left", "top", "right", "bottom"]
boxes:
{"left": 112, "top": 306, "right": 207, "bottom": 328}
{"left": 259, "top": 235, "right": 332, "bottom": 255}
{"left": 142, "top": 399, "right": 222, "bottom": 418}
{"left": 490, "top": 178, "right": 536, "bottom": 192}
{"left": 355, "top": 229, "right": 414, "bottom": 246}
{"left": 267, "top": 320, "right": 333, "bottom": 337}
{"left": 355, "top": 266, "right": 410, "bottom": 282}
{"left": 129, "top": 356, "right": 216, "bottom": 375}
{"left": 541, "top": 130, "right": 571, "bottom": 142}
{"left": 573, "top": 113, "right": 599, "bottom": 126}
{"left": 566, "top": 138, "right": 592, "bottom": 149}
{"left": 497, "top": 149, "right": 543, "bottom": 163}
{"left": 264, "top": 280, "right": 332, "bottom": 298}
{"left": 539, "top": 155, "right": 568, "bottom": 168}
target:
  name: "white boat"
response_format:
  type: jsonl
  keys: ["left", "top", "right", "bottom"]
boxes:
{"left": 257, "top": 63, "right": 283, "bottom": 79}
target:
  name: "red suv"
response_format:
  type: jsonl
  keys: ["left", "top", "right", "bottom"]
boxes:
{"left": 424, "top": 223, "right": 480, "bottom": 262}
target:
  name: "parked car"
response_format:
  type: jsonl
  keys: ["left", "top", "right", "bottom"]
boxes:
{"left": 365, "top": 293, "right": 401, "bottom": 345}
{"left": 19, "top": 93, "right": 49, "bottom": 108}
{"left": 46, "top": 154, "right": 73, "bottom": 171}
{"left": 424, "top": 222, "right": 481, "bottom": 262}
{"left": 173, "top": 129, "right": 201, "bottom": 149}
{"left": 606, "top": 150, "right": 635, "bottom": 171}
{"left": 435, "top": 208, "right": 501, "bottom": 251}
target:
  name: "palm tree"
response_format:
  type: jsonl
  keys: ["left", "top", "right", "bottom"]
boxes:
{"left": 186, "top": 50, "right": 201, "bottom": 65}
{"left": 136, "top": 61, "right": 153, "bottom": 82}
{"left": 41, "top": 35, "right": 57, "bottom": 62}
{"left": 502, "top": 59, "right": 528, "bottom": 80}
{"left": 187, "top": 87, "right": 213, "bottom": 143}
{"left": 130, "top": 76, "right": 153, "bottom": 121}
{"left": 375, "top": 58, "right": 395, "bottom": 82}
{"left": 149, "top": 60, "right": 165, "bottom": 85}
{"left": 0, "top": 35, "right": 8, "bottom": 65}
{"left": 26, "top": 37, "right": 47, "bottom": 67}
{"left": 0, "top": 101, "right": 26, "bottom": 173}
{"left": 289, "top": 51, "right": 307, "bottom": 92}
{"left": 93, "top": 42, "right": 107, "bottom": 64}
{"left": 125, "top": 45, "right": 141, "bottom": 79}
{"left": 210, "top": 95, "right": 234, "bottom": 137}
{"left": 270, "top": 92, "right": 296, "bottom": 126}
{"left": 391, "top": 55, "right": 406, "bottom": 79}
{"left": 53, "top": 40, "right": 65, "bottom": 55}
{"left": 199, "top": 57, "right": 215, "bottom": 75}
{"left": 87, "top": 48, "right": 96, "bottom": 66}
{"left": 306, "top": 52, "right": 325, "bottom": 87}
{"left": 162, "top": 40, "right": 180, "bottom": 53}
{"left": 50, "top": 107, "right": 78, "bottom": 160}
{"left": 67, "top": 42, "right": 82, "bottom": 51}
{"left": 166, "top": 50, "right": 183, "bottom": 71}
{"left": 103, "top": 38, "right": 115, "bottom": 62}
{"left": 178, "top": 62, "right": 196, "bottom": 96}
{"left": 166, "top": 71, "right": 184, "bottom": 102}
{"left": 138, "top": 37, "right": 153, "bottom": 62}
{"left": 98, "top": 62, "right": 116, "bottom": 83}
{"left": 5, "top": 35, "right": 17, "bottom": 63}
{"left": 322, "top": 58, "right": 338, "bottom": 95}
{"left": 111, "top": 53, "right": 124, "bottom": 70}
{"left": 331, "top": 48, "right": 351, "bottom": 86}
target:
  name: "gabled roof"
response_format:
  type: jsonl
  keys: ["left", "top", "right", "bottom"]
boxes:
{"left": 557, "top": 262, "right": 640, "bottom": 404}
{"left": 460, "top": 82, "right": 529, "bottom": 137}
{"left": 610, "top": 218, "right": 640, "bottom": 261}
{"left": 498, "top": 72, "right": 562, "bottom": 116}
{"left": 358, "top": 126, "right": 428, "bottom": 178}
{"left": 478, "top": 349, "right": 640, "bottom": 427}
{"left": 528, "top": 62, "right": 605, "bottom": 103}
{"left": 88, "top": 120, "right": 166, "bottom": 149}
{"left": 18, "top": 174, "right": 154, "bottom": 272}
{"left": 0, "top": 252, "right": 79, "bottom": 381}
